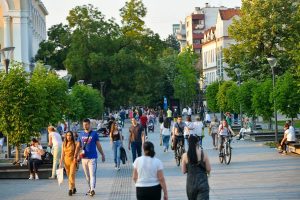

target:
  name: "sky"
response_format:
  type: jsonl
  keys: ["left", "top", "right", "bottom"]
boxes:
{"left": 42, "top": 0, "right": 241, "bottom": 39}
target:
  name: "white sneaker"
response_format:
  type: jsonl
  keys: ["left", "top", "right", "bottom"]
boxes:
{"left": 117, "top": 167, "right": 120, "bottom": 171}
{"left": 29, "top": 174, "right": 34, "bottom": 180}
{"left": 35, "top": 173, "right": 39, "bottom": 180}
{"left": 240, "top": 138, "right": 245, "bottom": 141}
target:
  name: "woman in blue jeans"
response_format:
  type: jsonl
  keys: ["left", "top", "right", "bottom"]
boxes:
{"left": 160, "top": 118, "right": 171, "bottom": 152}
{"left": 110, "top": 121, "right": 123, "bottom": 170}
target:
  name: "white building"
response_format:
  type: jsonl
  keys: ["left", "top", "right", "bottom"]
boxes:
{"left": 0, "top": 0, "right": 48, "bottom": 71}
{"left": 202, "top": 8, "right": 240, "bottom": 87}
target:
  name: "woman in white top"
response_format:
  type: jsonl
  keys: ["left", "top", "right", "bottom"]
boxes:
{"left": 218, "top": 120, "right": 234, "bottom": 156}
{"left": 48, "top": 126, "right": 63, "bottom": 179}
{"left": 24, "top": 138, "right": 45, "bottom": 180}
{"left": 160, "top": 118, "right": 171, "bottom": 152}
{"left": 133, "top": 141, "right": 168, "bottom": 200}
{"left": 185, "top": 116, "right": 194, "bottom": 150}
{"left": 193, "top": 116, "right": 204, "bottom": 147}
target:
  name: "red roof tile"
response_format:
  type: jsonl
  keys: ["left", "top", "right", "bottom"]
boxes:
{"left": 219, "top": 9, "right": 240, "bottom": 20}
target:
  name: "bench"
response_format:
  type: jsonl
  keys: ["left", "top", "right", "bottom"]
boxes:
{"left": 231, "top": 124, "right": 262, "bottom": 132}
{"left": 287, "top": 143, "right": 300, "bottom": 155}
{"left": 0, "top": 163, "right": 52, "bottom": 179}
{"left": 244, "top": 131, "right": 300, "bottom": 142}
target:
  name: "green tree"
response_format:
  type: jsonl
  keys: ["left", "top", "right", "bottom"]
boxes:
{"left": 226, "top": 83, "right": 240, "bottom": 114}
{"left": 238, "top": 80, "right": 257, "bottom": 118}
{"left": 31, "top": 63, "right": 69, "bottom": 125}
{"left": 0, "top": 64, "right": 42, "bottom": 161}
{"left": 120, "top": 0, "right": 146, "bottom": 36}
{"left": 70, "top": 84, "right": 104, "bottom": 120}
{"left": 164, "top": 34, "right": 180, "bottom": 52}
{"left": 224, "top": 0, "right": 300, "bottom": 81}
{"left": 274, "top": 72, "right": 300, "bottom": 119}
{"left": 217, "top": 81, "right": 235, "bottom": 112}
{"left": 35, "top": 24, "right": 71, "bottom": 70}
{"left": 205, "top": 81, "right": 220, "bottom": 113}
{"left": 252, "top": 79, "right": 273, "bottom": 128}
{"left": 173, "top": 48, "right": 198, "bottom": 107}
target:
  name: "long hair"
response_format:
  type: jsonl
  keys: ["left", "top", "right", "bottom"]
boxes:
{"left": 64, "top": 131, "right": 75, "bottom": 148}
{"left": 110, "top": 121, "right": 118, "bottom": 137}
{"left": 163, "top": 118, "right": 170, "bottom": 129}
{"left": 143, "top": 141, "right": 155, "bottom": 157}
{"left": 221, "top": 120, "right": 228, "bottom": 129}
{"left": 187, "top": 135, "right": 199, "bottom": 165}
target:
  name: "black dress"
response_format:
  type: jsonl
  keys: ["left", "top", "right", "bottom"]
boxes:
{"left": 186, "top": 150, "right": 209, "bottom": 200}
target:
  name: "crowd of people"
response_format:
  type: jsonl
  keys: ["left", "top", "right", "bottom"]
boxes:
{"left": 15, "top": 105, "right": 297, "bottom": 200}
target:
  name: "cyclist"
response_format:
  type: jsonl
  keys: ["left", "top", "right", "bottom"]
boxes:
{"left": 172, "top": 116, "right": 187, "bottom": 155}
{"left": 218, "top": 120, "right": 234, "bottom": 157}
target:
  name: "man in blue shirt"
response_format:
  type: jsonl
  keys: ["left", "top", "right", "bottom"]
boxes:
{"left": 75, "top": 119, "right": 105, "bottom": 196}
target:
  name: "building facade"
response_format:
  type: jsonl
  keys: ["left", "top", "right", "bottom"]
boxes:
{"left": 202, "top": 8, "right": 240, "bottom": 88}
{"left": 0, "top": 0, "right": 48, "bottom": 71}
{"left": 172, "top": 24, "right": 180, "bottom": 36}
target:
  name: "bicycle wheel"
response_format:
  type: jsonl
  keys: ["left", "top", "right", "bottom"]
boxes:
{"left": 219, "top": 147, "right": 224, "bottom": 164}
{"left": 224, "top": 143, "right": 232, "bottom": 165}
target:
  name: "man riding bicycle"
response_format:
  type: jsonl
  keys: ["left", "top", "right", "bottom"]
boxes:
{"left": 172, "top": 116, "right": 187, "bottom": 153}
{"left": 218, "top": 120, "right": 234, "bottom": 157}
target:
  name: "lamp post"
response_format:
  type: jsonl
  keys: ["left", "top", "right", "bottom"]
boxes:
{"left": 267, "top": 57, "right": 278, "bottom": 142}
{"left": 100, "top": 81, "right": 105, "bottom": 119}
{"left": 234, "top": 67, "right": 243, "bottom": 127}
{"left": 0, "top": 46, "right": 15, "bottom": 158}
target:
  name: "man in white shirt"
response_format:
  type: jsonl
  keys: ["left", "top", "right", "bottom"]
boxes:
{"left": 48, "top": 126, "right": 63, "bottom": 179}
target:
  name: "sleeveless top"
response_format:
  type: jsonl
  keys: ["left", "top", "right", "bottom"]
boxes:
{"left": 186, "top": 150, "right": 209, "bottom": 195}
{"left": 112, "top": 131, "right": 121, "bottom": 141}
{"left": 63, "top": 142, "right": 75, "bottom": 159}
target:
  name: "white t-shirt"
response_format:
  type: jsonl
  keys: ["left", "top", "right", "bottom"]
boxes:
{"left": 219, "top": 125, "right": 229, "bottom": 136}
{"left": 185, "top": 121, "right": 194, "bottom": 136}
{"left": 286, "top": 128, "right": 296, "bottom": 142}
{"left": 193, "top": 121, "right": 204, "bottom": 136}
{"left": 133, "top": 156, "right": 163, "bottom": 187}
{"left": 30, "top": 145, "right": 43, "bottom": 160}
{"left": 49, "top": 131, "right": 62, "bottom": 148}
{"left": 160, "top": 124, "right": 171, "bottom": 136}
{"left": 187, "top": 108, "right": 192, "bottom": 115}
{"left": 205, "top": 114, "right": 211, "bottom": 122}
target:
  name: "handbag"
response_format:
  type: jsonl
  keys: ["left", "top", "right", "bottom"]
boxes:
{"left": 120, "top": 147, "right": 127, "bottom": 164}
{"left": 56, "top": 168, "right": 64, "bottom": 186}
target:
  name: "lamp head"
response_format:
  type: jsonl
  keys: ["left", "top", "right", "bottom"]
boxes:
{"left": 234, "top": 68, "right": 241, "bottom": 77}
{"left": 267, "top": 57, "right": 277, "bottom": 68}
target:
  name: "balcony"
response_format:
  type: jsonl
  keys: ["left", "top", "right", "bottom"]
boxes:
{"left": 193, "top": 33, "right": 204, "bottom": 39}
{"left": 193, "top": 44, "right": 202, "bottom": 49}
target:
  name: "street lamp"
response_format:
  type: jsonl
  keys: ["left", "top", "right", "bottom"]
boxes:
{"left": 0, "top": 47, "right": 15, "bottom": 74}
{"left": 0, "top": 46, "right": 15, "bottom": 158}
{"left": 267, "top": 57, "right": 278, "bottom": 142}
{"left": 234, "top": 66, "right": 243, "bottom": 127}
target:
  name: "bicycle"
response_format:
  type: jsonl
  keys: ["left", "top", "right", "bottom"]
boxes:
{"left": 175, "top": 136, "right": 185, "bottom": 166}
{"left": 219, "top": 136, "right": 232, "bottom": 165}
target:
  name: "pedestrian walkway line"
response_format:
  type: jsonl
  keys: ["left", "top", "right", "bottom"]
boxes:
{"left": 108, "top": 160, "right": 133, "bottom": 200}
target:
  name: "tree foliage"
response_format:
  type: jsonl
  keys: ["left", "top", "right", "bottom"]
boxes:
{"left": 252, "top": 79, "right": 273, "bottom": 121}
{"left": 206, "top": 81, "right": 220, "bottom": 113}
{"left": 173, "top": 48, "right": 198, "bottom": 107}
{"left": 238, "top": 80, "right": 257, "bottom": 117}
{"left": 274, "top": 72, "right": 300, "bottom": 118}
{"left": 224, "top": 0, "right": 300, "bottom": 81}
{"left": 217, "top": 81, "right": 235, "bottom": 112}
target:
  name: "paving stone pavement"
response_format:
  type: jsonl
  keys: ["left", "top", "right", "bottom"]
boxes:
{"left": 0, "top": 118, "right": 300, "bottom": 200}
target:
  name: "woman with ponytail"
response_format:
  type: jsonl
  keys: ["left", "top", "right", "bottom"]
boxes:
{"left": 181, "top": 135, "right": 211, "bottom": 200}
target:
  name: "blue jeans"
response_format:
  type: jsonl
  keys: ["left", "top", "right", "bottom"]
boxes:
{"left": 162, "top": 135, "right": 170, "bottom": 150}
{"left": 131, "top": 142, "right": 142, "bottom": 162}
{"left": 113, "top": 140, "right": 122, "bottom": 167}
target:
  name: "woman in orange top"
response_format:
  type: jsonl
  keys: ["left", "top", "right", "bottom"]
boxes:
{"left": 60, "top": 131, "right": 77, "bottom": 196}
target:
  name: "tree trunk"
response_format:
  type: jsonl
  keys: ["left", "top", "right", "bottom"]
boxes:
{"left": 252, "top": 116, "right": 256, "bottom": 131}
{"left": 15, "top": 145, "right": 20, "bottom": 163}
{"left": 269, "top": 118, "right": 272, "bottom": 130}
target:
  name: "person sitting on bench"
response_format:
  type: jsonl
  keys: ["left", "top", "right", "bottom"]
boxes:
{"left": 279, "top": 123, "right": 296, "bottom": 154}
{"left": 237, "top": 118, "right": 252, "bottom": 140}
{"left": 24, "top": 138, "right": 45, "bottom": 180}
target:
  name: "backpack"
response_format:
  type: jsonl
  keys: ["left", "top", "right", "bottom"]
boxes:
{"left": 42, "top": 151, "right": 53, "bottom": 164}
{"left": 120, "top": 147, "right": 127, "bottom": 164}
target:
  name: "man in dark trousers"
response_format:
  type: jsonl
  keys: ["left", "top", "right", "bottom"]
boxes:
{"left": 128, "top": 118, "right": 145, "bottom": 162}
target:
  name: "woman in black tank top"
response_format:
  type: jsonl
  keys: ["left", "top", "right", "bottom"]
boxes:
{"left": 110, "top": 122, "right": 123, "bottom": 170}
